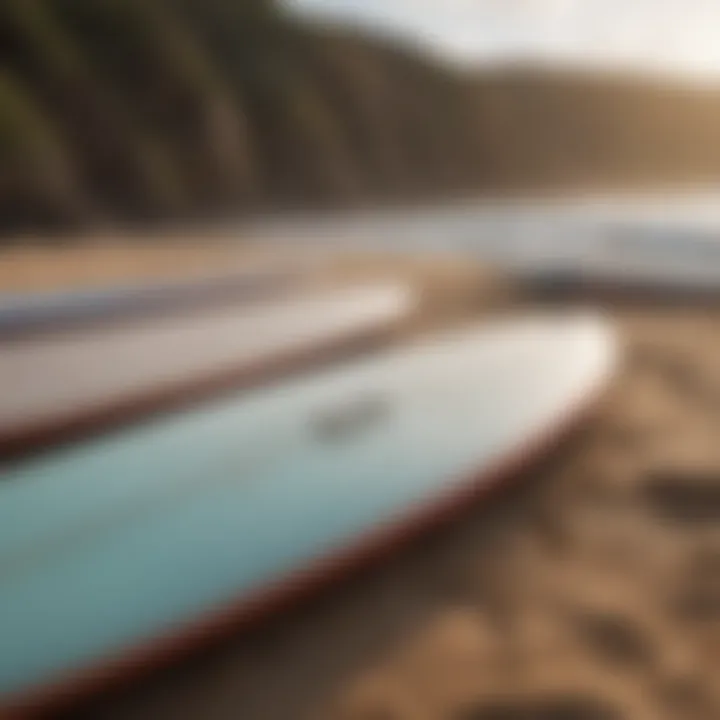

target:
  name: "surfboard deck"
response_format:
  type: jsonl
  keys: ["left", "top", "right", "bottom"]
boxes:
{"left": 0, "top": 311, "right": 617, "bottom": 716}
{"left": 0, "top": 283, "right": 415, "bottom": 463}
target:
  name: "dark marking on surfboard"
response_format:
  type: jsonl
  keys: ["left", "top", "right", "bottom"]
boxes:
{"left": 311, "top": 395, "right": 391, "bottom": 442}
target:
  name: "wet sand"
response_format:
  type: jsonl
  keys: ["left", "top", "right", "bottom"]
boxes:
{"left": 42, "top": 270, "right": 712, "bottom": 720}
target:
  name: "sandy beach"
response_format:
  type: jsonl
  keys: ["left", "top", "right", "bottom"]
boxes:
{"left": 5, "top": 258, "right": 693, "bottom": 720}
{"left": 4, "top": 0, "right": 720, "bottom": 713}
{"left": 2, "top": 247, "right": 718, "bottom": 719}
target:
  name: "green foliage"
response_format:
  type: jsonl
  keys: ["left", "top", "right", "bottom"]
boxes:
{"left": 0, "top": 69, "right": 90, "bottom": 229}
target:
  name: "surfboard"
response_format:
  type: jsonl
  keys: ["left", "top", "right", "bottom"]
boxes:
{"left": 0, "top": 263, "right": 302, "bottom": 340}
{"left": 522, "top": 222, "right": 720, "bottom": 300}
{"left": 0, "top": 283, "right": 415, "bottom": 463}
{"left": 0, "top": 311, "right": 617, "bottom": 715}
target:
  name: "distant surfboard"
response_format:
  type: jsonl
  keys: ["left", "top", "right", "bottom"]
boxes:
{"left": 0, "top": 311, "right": 617, "bottom": 715}
{"left": 0, "top": 264, "right": 301, "bottom": 340}
{"left": 0, "top": 283, "right": 415, "bottom": 462}
{"left": 524, "top": 222, "right": 720, "bottom": 299}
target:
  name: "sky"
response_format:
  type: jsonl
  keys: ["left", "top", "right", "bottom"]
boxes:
{"left": 289, "top": 0, "right": 720, "bottom": 80}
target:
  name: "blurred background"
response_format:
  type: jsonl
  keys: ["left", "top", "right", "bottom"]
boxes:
{"left": 4, "top": 0, "right": 720, "bottom": 239}
{"left": 3, "top": 2, "right": 720, "bottom": 719}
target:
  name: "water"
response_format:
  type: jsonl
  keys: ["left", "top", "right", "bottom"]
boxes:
{"left": 4, "top": 188, "right": 720, "bottom": 315}
{"left": 241, "top": 187, "right": 720, "bottom": 289}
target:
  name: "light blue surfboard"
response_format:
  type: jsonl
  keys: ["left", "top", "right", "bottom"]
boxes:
{"left": 0, "top": 312, "right": 616, "bottom": 706}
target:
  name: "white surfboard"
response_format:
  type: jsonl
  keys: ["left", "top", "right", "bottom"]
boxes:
{"left": 0, "top": 283, "right": 415, "bottom": 460}
{"left": 0, "top": 311, "right": 617, "bottom": 714}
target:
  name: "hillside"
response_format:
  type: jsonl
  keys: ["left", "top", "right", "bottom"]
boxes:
{"left": 2, "top": 0, "right": 720, "bottom": 238}
{"left": 471, "top": 67, "right": 720, "bottom": 189}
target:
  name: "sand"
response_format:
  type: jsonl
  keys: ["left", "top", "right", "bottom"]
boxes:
{"left": 6, "top": 250, "right": 718, "bottom": 719}
{"left": 0, "top": 238, "right": 292, "bottom": 294}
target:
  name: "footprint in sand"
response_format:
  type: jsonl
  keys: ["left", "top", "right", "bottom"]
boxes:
{"left": 568, "top": 611, "right": 654, "bottom": 668}
{"left": 640, "top": 471, "right": 720, "bottom": 524}
{"left": 672, "top": 584, "right": 720, "bottom": 622}
{"left": 668, "top": 547, "right": 720, "bottom": 622}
